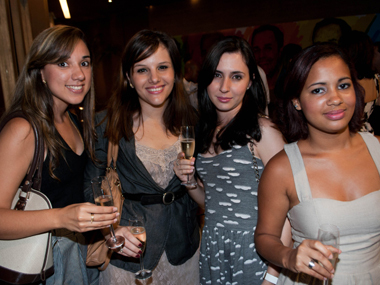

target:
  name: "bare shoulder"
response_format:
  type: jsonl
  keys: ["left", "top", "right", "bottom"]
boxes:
{"left": 258, "top": 117, "right": 281, "bottom": 136}
{"left": 0, "top": 117, "right": 35, "bottom": 149}
{"left": 264, "top": 149, "right": 291, "bottom": 176}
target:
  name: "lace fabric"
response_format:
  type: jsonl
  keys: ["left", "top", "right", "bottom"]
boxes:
{"left": 135, "top": 139, "right": 181, "bottom": 189}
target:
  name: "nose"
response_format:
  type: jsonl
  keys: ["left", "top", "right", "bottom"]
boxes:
{"left": 219, "top": 78, "right": 230, "bottom": 93}
{"left": 327, "top": 88, "right": 343, "bottom": 106}
{"left": 72, "top": 64, "right": 85, "bottom": 81}
{"left": 149, "top": 69, "right": 160, "bottom": 84}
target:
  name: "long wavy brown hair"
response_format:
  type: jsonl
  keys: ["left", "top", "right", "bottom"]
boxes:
{"left": 105, "top": 30, "right": 197, "bottom": 144}
{"left": 3, "top": 25, "right": 97, "bottom": 178}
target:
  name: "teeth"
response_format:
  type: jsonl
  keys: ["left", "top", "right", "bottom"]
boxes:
{"left": 148, "top": 87, "right": 163, "bottom": 92}
{"left": 67, "top": 85, "right": 82, "bottom": 90}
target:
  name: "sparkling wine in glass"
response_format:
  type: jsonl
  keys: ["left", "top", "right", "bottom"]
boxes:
{"left": 129, "top": 217, "right": 152, "bottom": 280}
{"left": 180, "top": 126, "right": 197, "bottom": 187}
{"left": 91, "top": 176, "right": 125, "bottom": 250}
{"left": 318, "top": 224, "right": 340, "bottom": 285}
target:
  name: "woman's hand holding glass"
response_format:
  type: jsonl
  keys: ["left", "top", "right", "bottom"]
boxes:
{"left": 285, "top": 237, "right": 341, "bottom": 281}
{"left": 57, "top": 202, "right": 119, "bottom": 233}
{"left": 110, "top": 226, "right": 143, "bottom": 258}
{"left": 174, "top": 152, "right": 196, "bottom": 188}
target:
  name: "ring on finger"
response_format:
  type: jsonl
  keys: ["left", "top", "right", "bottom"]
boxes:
{"left": 90, "top": 213, "right": 94, "bottom": 224}
{"left": 119, "top": 247, "right": 123, "bottom": 253}
{"left": 308, "top": 259, "right": 316, "bottom": 269}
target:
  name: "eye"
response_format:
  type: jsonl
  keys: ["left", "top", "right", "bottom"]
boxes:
{"left": 81, "top": 61, "right": 91, "bottom": 67}
{"left": 214, "top": 72, "right": 222, "bottom": 78}
{"left": 232, "top": 74, "right": 243, "bottom": 80}
{"left": 158, "top": 65, "right": 168, "bottom": 71}
{"left": 136, "top": 68, "right": 147, "bottom": 73}
{"left": 338, "top": 83, "right": 351, "bottom": 90}
{"left": 58, "top": 62, "right": 68, "bottom": 67}
{"left": 311, "top": 88, "right": 324, "bottom": 94}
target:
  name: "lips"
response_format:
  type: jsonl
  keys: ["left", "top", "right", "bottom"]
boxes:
{"left": 146, "top": 85, "right": 164, "bottom": 94}
{"left": 324, "top": 109, "right": 345, "bottom": 120}
{"left": 217, "top": 97, "right": 232, "bottom": 103}
{"left": 66, "top": 85, "right": 84, "bottom": 93}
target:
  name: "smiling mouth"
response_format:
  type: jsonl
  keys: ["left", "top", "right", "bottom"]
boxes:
{"left": 66, "top": 85, "right": 83, "bottom": 90}
{"left": 147, "top": 86, "right": 164, "bottom": 92}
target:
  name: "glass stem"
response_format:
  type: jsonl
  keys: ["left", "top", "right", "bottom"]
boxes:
{"left": 109, "top": 225, "right": 117, "bottom": 242}
{"left": 139, "top": 254, "right": 145, "bottom": 272}
{"left": 187, "top": 174, "right": 190, "bottom": 183}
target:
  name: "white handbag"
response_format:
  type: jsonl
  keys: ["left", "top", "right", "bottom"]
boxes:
{"left": 0, "top": 111, "right": 54, "bottom": 284}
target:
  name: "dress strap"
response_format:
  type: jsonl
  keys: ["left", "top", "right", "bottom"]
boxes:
{"left": 359, "top": 132, "right": 380, "bottom": 174}
{"left": 284, "top": 142, "right": 313, "bottom": 202}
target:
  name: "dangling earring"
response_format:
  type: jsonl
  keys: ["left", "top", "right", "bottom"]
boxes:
{"left": 129, "top": 82, "right": 134, "bottom": 89}
{"left": 42, "top": 79, "right": 46, "bottom": 84}
{"left": 294, "top": 104, "right": 298, "bottom": 109}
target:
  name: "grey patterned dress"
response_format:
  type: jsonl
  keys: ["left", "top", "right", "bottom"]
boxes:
{"left": 196, "top": 144, "right": 267, "bottom": 284}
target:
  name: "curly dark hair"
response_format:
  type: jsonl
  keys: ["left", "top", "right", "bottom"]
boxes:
{"left": 275, "top": 43, "right": 364, "bottom": 143}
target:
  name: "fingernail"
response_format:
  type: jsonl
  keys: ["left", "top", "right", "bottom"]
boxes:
{"left": 113, "top": 218, "right": 118, "bottom": 223}
{"left": 139, "top": 243, "right": 142, "bottom": 247}
{"left": 113, "top": 207, "right": 118, "bottom": 211}
{"left": 328, "top": 254, "right": 333, "bottom": 259}
{"left": 136, "top": 254, "right": 140, "bottom": 258}
{"left": 138, "top": 250, "right": 142, "bottom": 254}
{"left": 116, "top": 212, "right": 120, "bottom": 216}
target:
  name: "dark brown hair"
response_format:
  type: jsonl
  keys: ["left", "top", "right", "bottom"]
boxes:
{"left": 105, "top": 30, "right": 196, "bottom": 143}
{"left": 4, "top": 25, "right": 96, "bottom": 178}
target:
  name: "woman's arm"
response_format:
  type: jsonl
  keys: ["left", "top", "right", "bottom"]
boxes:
{"left": 255, "top": 153, "right": 338, "bottom": 281}
{"left": 255, "top": 117, "right": 285, "bottom": 165}
{"left": 174, "top": 153, "right": 205, "bottom": 208}
{"left": 0, "top": 118, "right": 118, "bottom": 239}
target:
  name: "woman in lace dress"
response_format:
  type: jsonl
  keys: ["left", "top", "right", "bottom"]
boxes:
{"left": 84, "top": 30, "right": 199, "bottom": 284}
{"left": 255, "top": 43, "right": 380, "bottom": 284}
{"left": 175, "top": 36, "right": 291, "bottom": 284}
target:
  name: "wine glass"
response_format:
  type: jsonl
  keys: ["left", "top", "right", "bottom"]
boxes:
{"left": 129, "top": 217, "right": 152, "bottom": 280}
{"left": 91, "top": 176, "right": 125, "bottom": 250}
{"left": 318, "top": 224, "right": 340, "bottom": 285}
{"left": 180, "top": 126, "right": 197, "bottom": 187}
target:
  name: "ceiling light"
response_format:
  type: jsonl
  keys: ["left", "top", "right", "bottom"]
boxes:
{"left": 59, "top": 0, "right": 71, "bottom": 19}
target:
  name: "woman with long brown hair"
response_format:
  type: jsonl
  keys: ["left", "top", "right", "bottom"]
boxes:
{"left": 0, "top": 25, "right": 118, "bottom": 284}
{"left": 84, "top": 30, "right": 200, "bottom": 284}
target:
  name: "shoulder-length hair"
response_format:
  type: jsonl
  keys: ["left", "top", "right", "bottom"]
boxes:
{"left": 105, "top": 30, "right": 196, "bottom": 143}
{"left": 276, "top": 43, "right": 364, "bottom": 143}
{"left": 197, "top": 36, "right": 267, "bottom": 154}
{"left": 4, "top": 25, "right": 96, "bottom": 178}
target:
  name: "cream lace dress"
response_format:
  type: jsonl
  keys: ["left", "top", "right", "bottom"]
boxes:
{"left": 99, "top": 139, "right": 200, "bottom": 285}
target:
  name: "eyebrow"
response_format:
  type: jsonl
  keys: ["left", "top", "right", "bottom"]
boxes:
{"left": 215, "top": 69, "right": 246, "bottom": 75}
{"left": 307, "top": 77, "right": 351, "bottom": 88}
{"left": 134, "top": 61, "right": 171, "bottom": 68}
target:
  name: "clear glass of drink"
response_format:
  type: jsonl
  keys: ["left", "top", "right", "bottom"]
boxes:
{"left": 129, "top": 217, "right": 152, "bottom": 280}
{"left": 318, "top": 224, "right": 340, "bottom": 285}
{"left": 180, "top": 126, "right": 197, "bottom": 187}
{"left": 91, "top": 176, "right": 125, "bottom": 249}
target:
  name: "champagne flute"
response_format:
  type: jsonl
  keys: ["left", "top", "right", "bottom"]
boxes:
{"left": 318, "top": 224, "right": 340, "bottom": 285}
{"left": 180, "top": 126, "right": 197, "bottom": 187}
{"left": 129, "top": 217, "right": 152, "bottom": 280}
{"left": 91, "top": 176, "right": 125, "bottom": 250}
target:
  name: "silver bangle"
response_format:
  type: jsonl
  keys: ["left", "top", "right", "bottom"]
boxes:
{"left": 264, "top": 272, "right": 278, "bottom": 284}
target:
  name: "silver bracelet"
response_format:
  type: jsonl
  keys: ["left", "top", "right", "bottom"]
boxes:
{"left": 264, "top": 272, "right": 278, "bottom": 284}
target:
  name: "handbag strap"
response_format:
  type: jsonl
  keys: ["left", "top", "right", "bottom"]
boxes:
{"left": 0, "top": 111, "right": 44, "bottom": 210}
{"left": 107, "top": 141, "right": 119, "bottom": 169}
{"left": 248, "top": 142, "right": 260, "bottom": 183}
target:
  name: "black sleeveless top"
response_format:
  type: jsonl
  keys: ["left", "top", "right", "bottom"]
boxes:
{"left": 40, "top": 113, "right": 87, "bottom": 208}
